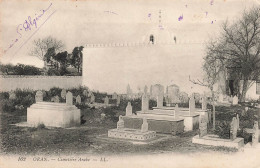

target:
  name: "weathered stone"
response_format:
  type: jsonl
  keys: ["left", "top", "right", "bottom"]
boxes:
{"left": 35, "top": 90, "right": 43, "bottom": 102}
{"left": 150, "top": 84, "right": 164, "bottom": 100}
{"left": 90, "top": 94, "right": 95, "bottom": 103}
{"left": 189, "top": 94, "right": 196, "bottom": 115}
{"left": 201, "top": 96, "right": 207, "bottom": 110}
{"left": 166, "top": 84, "right": 180, "bottom": 104}
{"left": 116, "top": 96, "right": 121, "bottom": 105}
{"left": 230, "top": 117, "right": 238, "bottom": 140}
{"left": 233, "top": 96, "right": 238, "bottom": 105}
{"left": 175, "top": 104, "right": 179, "bottom": 118}
{"left": 126, "top": 102, "right": 132, "bottom": 116}
{"left": 83, "top": 90, "right": 88, "bottom": 97}
{"left": 157, "top": 93, "right": 164, "bottom": 108}
{"left": 252, "top": 121, "right": 259, "bottom": 146}
{"left": 144, "top": 85, "right": 148, "bottom": 95}
{"left": 236, "top": 114, "right": 240, "bottom": 130}
{"left": 199, "top": 116, "right": 207, "bottom": 137}
{"left": 142, "top": 93, "right": 149, "bottom": 112}
{"left": 112, "top": 92, "right": 118, "bottom": 99}
{"left": 53, "top": 96, "right": 60, "bottom": 103}
{"left": 66, "top": 92, "right": 73, "bottom": 105}
{"left": 179, "top": 92, "right": 189, "bottom": 103}
{"left": 76, "top": 95, "right": 81, "bottom": 104}
{"left": 117, "top": 115, "right": 124, "bottom": 129}
{"left": 61, "top": 89, "right": 66, "bottom": 99}
{"left": 104, "top": 96, "right": 109, "bottom": 105}
{"left": 141, "top": 118, "right": 148, "bottom": 132}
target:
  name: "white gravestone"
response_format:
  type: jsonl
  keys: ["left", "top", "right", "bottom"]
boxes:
{"left": 201, "top": 96, "right": 207, "bottom": 111}
{"left": 142, "top": 93, "right": 149, "bottom": 112}
{"left": 141, "top": 118, "right": 148, "bottom": 132}
{"left": 236, "top": 114, "right": 240, "bottom": 130}
{"left": 157, "top": 93, "right": 163, "bottom": 108}
{"left": 66, "top": 92, "right": 73, "bottom": 105}
{"left": 175, "top": 104, "right": 179, "bottom": 119}
{"left": 199, "top": 116, "right": 207, "bottom": 137}
{"left": 53, "top": 96, "right": 60, "bottom": 103}
{"left": 35, "top": 91, "right": 43, "bottom": 102}
{"left": 117, "top": 115, "right": 124, "bottom": 129}
{"left": 252, "top": 121, "right": 259, "bottom": 146}
{"left": 230, "top": 117, "right": 238, "bottom": 140}
{"left": 76, "top": 95, "right": 81, "bottom": 104}
{"left": 61, "top": 89, "right": 66, "bottom": 99}
{"left": 90, "top": 94, "right": 95, "bottom": 103}
{"left": 104, "top": 96, "right": 109, "bottom": 105}
{"left": 116, "top": 96, "right": 121, "bottom": 106}
{"left": 126, "top": 102, "right": 133, "bottom": 116}
{"left": 233, "top": 96, "right": 238, "bottom": 105}
{"left": 189, "top": 94, "right": 196, "bottom": 115}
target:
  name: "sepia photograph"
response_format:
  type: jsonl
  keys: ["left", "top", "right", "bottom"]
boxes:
{"left": 0, "top": 0, "right": 260, "bottom": 167}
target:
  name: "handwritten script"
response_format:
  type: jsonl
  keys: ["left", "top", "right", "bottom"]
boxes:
{"left": 4, "top": 3, "right": 55, "bottom": 55}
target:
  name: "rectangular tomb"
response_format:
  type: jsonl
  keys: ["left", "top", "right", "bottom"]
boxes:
{"left": 27, "top": 102, "right": 80, "bottom": 128}
{"left": 122, "top": 115, "right": 184, "bottom": 135}
{"left": 108, "top": 128, "right": 156, "bottom": 141}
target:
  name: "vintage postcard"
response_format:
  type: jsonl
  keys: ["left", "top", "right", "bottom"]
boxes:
{"left": 0, "top": 0, "right": 260, "bottom": 167}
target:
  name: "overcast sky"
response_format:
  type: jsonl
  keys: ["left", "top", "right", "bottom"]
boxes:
{"left": 0, "top": 0, "right": 258, "bottom": 93}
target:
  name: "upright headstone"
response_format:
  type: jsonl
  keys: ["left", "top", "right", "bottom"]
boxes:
{"left": 157, "top": 93, "right": 163, "bottom": 108}
{"left": 144, "top": 85, "right": 148, "bottom": 95}
{"left": 76, "top": 95, "right": 81, "bottom": 104}
{"left": 90, "top": 94, "right": 95, "bottom": 103}
{"left": 66, "top": 92, "right": 73, "bottom": 105}
{"left": 142, "top": 93, "right": 149, "bottom": 112}
{"left": 9, "top": 91, "right": 16, "bottom": 100}
{"left": 116, "top": 96, "right": 121, "bottom": 106}
{"left": 112, "top": 92, "right": 118, "bottom": 99}
{"left": 53, "top": 96, "right": 60, "bottom": 103}
{"left": 175, "top": 104, "right": 179, "bottom": 119}
{"left": 126, "top": 102, "right": 133, "bottom": 116}
{"left": 230, "top": 117, "right": 238, "bottom": 140}
{"left": 104, "top": 96, "right": 109, "bottom": 105}
{"left": 83, "top": 90, "right": 88, "bottom": 97}
{"left": 35, "top": 91, "right": 43, "bottom": 102}
{"left": 61, "top": 89, "right": 66, "bottom": 99}
{"left": 199, "top": 116, "right": 207, "bottom": 137}
{"left": 189, "top": 94, "right": 196, "bottom": 115}
{"left": 252, "top": 121, "right": 259, "bottom": 146}
{"left": 233, "top": 96, "right": 238, "bottom": 105}
{"left": 117, "top": 115, "right": 124, "bottom": 129}
{"left": 236, "top": 114, "right": 240, "bottom": 130}
{"left": 141, "top": 118, "right": 148, "bottom": 132}
{"left": 201, "top": 96, "right": 207, "bottom": 111}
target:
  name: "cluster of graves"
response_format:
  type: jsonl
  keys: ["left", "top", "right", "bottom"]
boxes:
{"left": 24, "top": 85, "right": 260, "bottom": 150}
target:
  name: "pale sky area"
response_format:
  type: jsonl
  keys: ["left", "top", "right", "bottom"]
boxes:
{"left": 0, "top": 0, "right": 258, "bottom": 94}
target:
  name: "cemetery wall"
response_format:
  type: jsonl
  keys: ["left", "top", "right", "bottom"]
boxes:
{"left": 0, "top": 75, "right": 82, "bottom": 91}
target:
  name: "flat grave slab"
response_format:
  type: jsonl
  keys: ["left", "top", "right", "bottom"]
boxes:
{"left": 192, "top": 134, "right": 244, "bottom": 149}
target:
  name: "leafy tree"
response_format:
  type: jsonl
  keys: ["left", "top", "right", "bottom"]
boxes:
{"left": 71, "top": 46, "right": 84, "bottom": 73}
{"left": 205, "top": 7, "right": 260, "bottom": 102}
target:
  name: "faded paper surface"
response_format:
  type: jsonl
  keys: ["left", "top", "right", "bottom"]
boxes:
{"left": 0, "top": 0, "right": 260, "bottom": 167}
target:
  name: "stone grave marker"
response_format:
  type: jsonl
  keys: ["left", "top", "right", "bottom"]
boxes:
{"left": 157, "top": 93, "right": 163, "bottom": 108}
{"left": 90, "top": 94, "right": 95, "bottom": 103}
{"left": 126, "top": 102, "right": 133, "bottom": 116}
{"left": 83, "top": 90, "right": 88, "bottom": 97}
{"left": 175, "top": 104, "right": 179, "bottom": 119}
{"left": 201, "top": 96, "right": 207, "bottom": 111}
{"left": 230, "top": 117, "right": 238, "bottom": 140}
{"left": 9, "top": 91, "right": 16, "bottom": 100}
{"left": 116, "top": 96, "right": 121, "bottom": 106}
{"left": 233, "top": 96, "right": 238, "bottom": 105}
{"left": 199, "top": 116, "right": 207, "bottom": 137}
{"left": 189, "top": 94, "right": 196, "bottom": 115}
{"left": 61, "top": 89, "right": 66, "bottom": 99}
{"left": 142, "top": 92, "right": 149, "bottom": 112}
{"left": 144, "top": 85, "right": 148, "bottom": 95}
{"left": 53, "top": 96, "right": 60, "bottom": 103}
{"left": 35, "top": 90, "right": 43, "bottom": 102}
{"left": 236, "top": 114, "right": 240, "bottom": 130}
{"left": 117, "top": 115, "right": 124, "bottom": 129}
{"left": 76, "top": 95, "right": 81, "bottom": 104}
{"left": 66, "top": 92, "right": 73, "bottom": 105}
{"left": 112, "top": 92, "right": 118, "bottom": 99}
{"left": 104, "top": 96, "right": 109, "bottom": 105}
{"left": 252, "top": 121, "right": 259, "bottom": 146}
{"left": 141, "top": 118, "right": 148, "bottom": 132}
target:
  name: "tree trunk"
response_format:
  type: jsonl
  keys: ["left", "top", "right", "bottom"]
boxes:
{"left": 211, "top": 89, "right": 216, "bottom": 130}
{"left": 240, "top": 80, "right": 248, "bottom": 102}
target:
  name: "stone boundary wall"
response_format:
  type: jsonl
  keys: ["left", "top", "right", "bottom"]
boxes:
{"left": 0, "top": 75, "right": 82, "bottom": 91}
